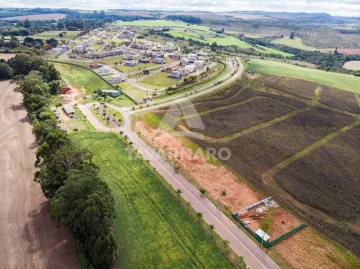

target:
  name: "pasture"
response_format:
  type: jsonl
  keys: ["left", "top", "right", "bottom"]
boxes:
{"left": 142, "top": 75, "right": 360, "bottom": 267}
{"left": 70, "top": 132, "right": 235, "bottom": 269}
{"left": 271, "top": 37, "right": 318, "bottom": 51}
{"left": 247, "top": 59, "right": 360, "bottom": 93}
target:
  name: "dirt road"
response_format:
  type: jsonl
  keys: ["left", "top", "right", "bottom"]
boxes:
{"left": 0, "top": 80, "right": 78, "bottom": 269}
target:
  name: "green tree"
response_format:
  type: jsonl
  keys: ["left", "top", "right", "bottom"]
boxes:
{"left": 290, "top": 32, "right": 295, "bottom": 39}
{"left": 51, "top": 167, "right": 117, "bottom": 269}
{"left": 23, "top": 18, "right": 31, "bottom": 28}
{"left": 196, "top": 212, "right": 203, "bottom": 222}
{"left": 35, "top": 144, "right": 96, "bottom": 198}
{"left": 48, "top": 80, "right": 61, "bottom": 95}
{"left": 0, "top": 62, "right": 14, "bottom": 79}
{"left": 200, "top": 188, "right": 206, "bottom": 196}
{"left": 8, "top": 53, "right": 33, "bottom": 75}
{"left": 57, "top": 22, "right": 65, "bottom": 30}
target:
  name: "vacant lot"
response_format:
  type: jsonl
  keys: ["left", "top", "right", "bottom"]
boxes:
{"left": 32, "top": 31, "right": 81, "bottom": 41}
{"left": 318, "top": 85, "right": 360, "bottom": 114}
{"left": 140, "top": 72, "right": 178, "bottom": 89}
{"left": 248, "top": 59, "right": 360, "bottom": 93}
{"left": 138, "top": 75, "right": 360, "bottom": 264}
{"left": 343, "top": 61, "right": 360, "bottom": 70}
{"left": 0, "top": 80, "right": 77, "bottom": 269}
{"left": 54, "top": 62, "right": 111, "bottom": 94}
{"left": 115, "top": 62, "right": 157, "bottom": 73}
{"left": 0, "top": 13, "right": 66, "bottom": 21}
{"left": 117, "top": 82, "right": 148, "bottom": 102}
{"left": 71, "top": 132, "right": 234, "bottom": 269}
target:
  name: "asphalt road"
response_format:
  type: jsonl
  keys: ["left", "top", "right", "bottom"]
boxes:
{"left": 78, "top": 58, "right": 280, "bottom": 269}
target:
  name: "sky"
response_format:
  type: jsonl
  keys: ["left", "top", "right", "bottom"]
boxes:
{"left": 3, "top": 0, "right": 360, "bottom": 17}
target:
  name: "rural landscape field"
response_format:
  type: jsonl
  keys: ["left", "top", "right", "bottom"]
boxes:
{"left": 0, "top": 3, "right": 360, "bottom": 269}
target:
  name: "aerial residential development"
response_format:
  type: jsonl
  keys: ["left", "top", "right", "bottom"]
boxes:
{"left": 0, "top": 3, "right": 359, "bottom": 269}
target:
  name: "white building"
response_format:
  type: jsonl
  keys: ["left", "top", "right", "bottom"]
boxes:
{"left": 184, "top": 64, "right": 196, "bottom": 74}
{"left": 108, "top": 75, "right": 126, "bottom": 84}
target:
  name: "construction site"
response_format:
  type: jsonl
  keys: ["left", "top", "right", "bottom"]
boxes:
{"left": 233, "top": 197, "right": 307, "bottom": 247}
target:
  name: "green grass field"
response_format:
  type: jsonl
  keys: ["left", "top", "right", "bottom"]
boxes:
{"left": 53, "top": 62, "right": 111, "bottom": 94}
{"left": 116, "top": 82, "right": 148, "bottom": 102}
{"left": 255, "top": 45, "right": 294, "bottom": 57}
{"left": 140, "top": 72, "right": 178, "bottom": 89}
{"left": 271, "top": 37, "right": 318, "bottom": 51}
{"left": 115, "top": 62, "right": 158, "bottom": 73}
{"left": 97, "top": 56, "right": 124, "bottom": 65}
{"left": 56, "top": 59, "right": 90, "bottom": 67}
{"left": 248, "top": 59, "right": 360, "bottom": 93}
{"left": 32, "top": 31, "right": 81, "bottom": 41}
{"left": 70, "top": 132, "right": 235, "bottom": 269}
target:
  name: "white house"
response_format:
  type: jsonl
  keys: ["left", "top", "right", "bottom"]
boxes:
{"left": 184, "top": 64, "right": 196, "bottom": 74}
{"left": 195, "top": 60, "right": 205, "bottom": 68}
{"left": 152, "top": 58, "right": 164, "bottom": 64}
{"left": 124, "top": 60, "right": 138, "bottom": 67}
{"left": 169, "top": 71, "right": 182, "bottom": 79}
{"left": 108, "top": 75, "right": 126, "bottom": 84}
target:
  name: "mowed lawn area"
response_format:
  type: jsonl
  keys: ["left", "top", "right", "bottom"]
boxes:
{"left": 271, "top": 37, "right": 318, "bottom": 51}
{"left": 140, "top": 72, "right": 178, "bottom": 89}
{"left": 115, "top": 62, "right": 158, "bottom": 73}
{"left": 71, "top": 132, "right": 234, "bottom": 269}
{"left": 248, "top": 59, "right": 360, "bottom": 93}
{"left": 116, "top": 82, "right": 148, "bottom": 102}
{"left": 53, "top": 62, "right": 111, "bottom": 94}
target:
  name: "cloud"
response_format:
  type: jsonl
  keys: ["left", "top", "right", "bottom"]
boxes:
{"left": 1, "top": 0, "right": 360, "bottom": 16}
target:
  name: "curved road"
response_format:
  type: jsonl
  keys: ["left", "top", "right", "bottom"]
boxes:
{"left": 78, "top": 57, "right": 279, "bottom": 269}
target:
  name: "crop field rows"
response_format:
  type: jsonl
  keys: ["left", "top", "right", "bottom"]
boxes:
{"left": 151, "top": 75, "right": 360, "bottom": 256}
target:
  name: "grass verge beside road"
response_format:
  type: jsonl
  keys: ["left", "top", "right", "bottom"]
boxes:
{"left": 70, "top": 132, "right": 236, "bottom": 269}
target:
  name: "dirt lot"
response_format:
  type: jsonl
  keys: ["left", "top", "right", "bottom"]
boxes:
{"left": 0, "top": 53, "right": 16, "bottom": 61}
{"left": 343, "top": 60, "right": 360, "bottom": 70}
{"left": 0, "top": 80, "right": 78, "bottom": 269}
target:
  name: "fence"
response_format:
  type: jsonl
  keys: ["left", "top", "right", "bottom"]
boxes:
{"left": 232, "top": 213, "right": 307, "bottom": 248}
{"left": 47, "top": 59, "right": 138, "bottom": 105}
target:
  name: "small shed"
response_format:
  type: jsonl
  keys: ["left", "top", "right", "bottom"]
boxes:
{"left": 100, "top": 90, "right": 121, "bottom": 97}
{"left": 255, "top": 229, "right": 270, "bottom": 243}
{"left": 63, "top": 104, "right": 75, "bottom": 118}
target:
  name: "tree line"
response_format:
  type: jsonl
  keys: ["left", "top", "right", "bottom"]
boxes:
{"left": 7, "top": 53, "right": 117, "bottom": 269}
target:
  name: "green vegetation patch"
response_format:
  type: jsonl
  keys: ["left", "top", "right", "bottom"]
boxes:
{"left": 248, "top": 59, "right": 360, "bottom": 93}
{"left": 71, "top": 132, "right": 234, "bottom": 269}
{"left": 115, "top": 62, "right": 157, "bottom": 73}
{"left": 140, "top": 72, "right": 177, "bottom": 89}
{"left": 271, "top": 37, "right": 318, "bottom": 51}
{"left": 116, "top": 82, "right": 148, "bottom": 102}
{"left": 53, "top": 62, "right": 111, "bottom": 94}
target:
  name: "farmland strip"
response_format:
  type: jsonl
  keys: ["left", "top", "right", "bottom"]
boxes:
{"left": 202, "top": 107, "right": 310, "bottom": 143}
{"left": 262, "top": 119, "right": 360, "bottom": 185}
